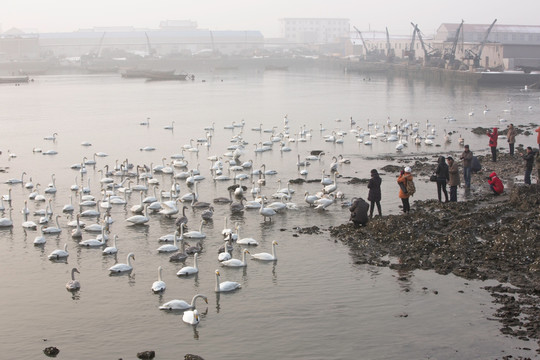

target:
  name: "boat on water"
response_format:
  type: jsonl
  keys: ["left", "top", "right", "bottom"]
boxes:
{"left": 145, "top": 72, "right": 194, "bottom": 82}
{"left": 0, "top": 75, "right": 30, "bottom": 84}
{"left": 120, "top": 69, "right": 176, "bottom": 79}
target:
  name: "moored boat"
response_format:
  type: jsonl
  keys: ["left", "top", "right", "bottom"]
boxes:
{"left": 0, "top": 75, "right": 30, "bottom": 84}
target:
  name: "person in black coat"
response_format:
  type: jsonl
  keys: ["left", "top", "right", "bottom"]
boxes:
{"left": 349, "top": 197, "right": 369, "bottom": 227}
{"left": 367, "top": 169, "right": 382, "bottom": 218}
{"left": 435, "top": 155, "right": 449, "bottom": 202}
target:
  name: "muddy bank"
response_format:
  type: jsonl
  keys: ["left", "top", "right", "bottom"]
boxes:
{"left": 324, "top": 153, "right": 540, "bottom": 354}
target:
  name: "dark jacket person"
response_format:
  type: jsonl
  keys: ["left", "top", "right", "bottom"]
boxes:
{"left": 349, "top": 197, "right": 369, "bottom": 227}
{"left": 367, "top": 169, "right": 382, "bottom": 217}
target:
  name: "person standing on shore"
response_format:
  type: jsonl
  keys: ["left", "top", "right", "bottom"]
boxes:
{"left": 536, "top": 125, "right": 540, "bottom": 151}
{"left": 487, "top": 127, "right": 498, "bottom": 162}
{"left": 367, "top": 169, "right": 382, "bottom": 218}
{"left": 506, "top": 124, "right": 517, "bottom": 156}
{"left": 460, "top": 145, "right": 473, "bottom": 188}
{"left": 520, "top": 146, "right": 535, "bottom": 185}
{"left": 487, "top": 171, "right": 504, "bottom": 195}
{"left": 435, "top": 156, "right": 449, "bottom": 202}
{"left": 447, "top": 156, "right": 460, "bottom": 202}
{"left": 397, "top": 167, "right": 413, "bottom": 214}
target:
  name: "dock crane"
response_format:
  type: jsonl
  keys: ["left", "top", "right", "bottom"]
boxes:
{"left": 353, "top": 26, "right": 378, "bottom": 61}
{"left": 404, "top": 25, "right": 417, "bottom": 64}
{"left": 144, "top": 32, "right": 156, "bottom": 57}
{"left": 386, "top": 27, "right": 395, "bottom": 63}
{"left": 412, "top": 22, "right": 442, "bottom": 67}
{"left": 464, "top": 19, "right": 497, "bottom": 68}
{"left": 443, "top": 20, "right": 464, "bottom": 68}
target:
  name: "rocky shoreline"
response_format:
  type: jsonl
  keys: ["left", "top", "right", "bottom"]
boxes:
{"left": 324, "top": 152, "right": 540, "bottom": 356}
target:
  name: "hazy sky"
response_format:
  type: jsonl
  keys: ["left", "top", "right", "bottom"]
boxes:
{"left": 3, "top": 0, "right": 540, "bottom": 37}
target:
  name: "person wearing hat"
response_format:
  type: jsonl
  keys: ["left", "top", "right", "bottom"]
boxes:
{"left": 460, "top": 145, "right": 473, "bottom": 188}
{"left": 367, "top": 169, "right": 382, "bottom": 218}
{"left": 447, "top": 156, "right": 460, "bottom": 202}
{"left": 397, "top": 167, "right": 413, "bottom": 214}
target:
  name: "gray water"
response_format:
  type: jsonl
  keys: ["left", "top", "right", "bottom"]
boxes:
{"left": 0, "top": 70, "right": 537, "bottom": 360}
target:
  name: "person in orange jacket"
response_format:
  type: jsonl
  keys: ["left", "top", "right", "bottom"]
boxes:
{"left": 487, "top": 171, "right": 504, "bottom": 195}
{"left": 397, "top": 167, "right": 413, "bottom": 213}
{"left": 536, "top": 125, "right": 540, "bottom": 151}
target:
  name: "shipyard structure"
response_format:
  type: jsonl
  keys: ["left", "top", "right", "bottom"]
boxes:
{"left": 1, "top": 18, "right": 540, "bottom": 84}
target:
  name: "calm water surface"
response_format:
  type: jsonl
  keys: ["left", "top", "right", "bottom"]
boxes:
{"left": 0, "top": 70, "right": 537, "bottom": 359}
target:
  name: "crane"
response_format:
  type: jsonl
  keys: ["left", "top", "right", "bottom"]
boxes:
{"left": 405, "top": 24, "right": 417, "bottom": 64}
{"left": 464, "top": 19, "right": 497, "bottom": 68}
{"left": 412, "top": 23, "right": 442, "bottom": 67}
{"left": 386, "top": 27, "right": 395, "bottom": 63}
{"left": 144, "top": 32, "right": 156, "bottom": 57}
{"left": 443, "top": 20, "right": 464, "bottom": 68}
{"left": 353, "top": 26, "right": 372, "bottom": 60}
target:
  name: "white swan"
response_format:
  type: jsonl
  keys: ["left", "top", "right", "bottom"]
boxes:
{"left": 157, "top": 230, "right": 181, "bottom": 253}
{"left": 151, "top": 266, "right": 166, "bottom": 293}
{"left": 5, "top": 171, "right": 26, "bottom": 185}
{"left": 182, "top": 309, "right": 200, "bottom": 325}
{"left": 236, "top": 225, "right": 259, "bottom": 245}
{"left": 126, "top": 205, "right": 150, "bottom": 225}
{"left": 33, "top": 226, "right": 46, "bottom": 245}
{"left": 0, "top": 209, "right": 12, "bottom": 228}
{"left": 214, "top": 269, "right": 241, "bottom": 292}
{"left": 222, "top": 249, "right": 250, "bottom": 267}
{"left": 71, "top": 214, "right": 83, "bottom": 238}
{"left": 184, "top": 220, "right": 206, "bottom": 239}
{"left": 109, "top": 252, "right": 135, "bottom": 273}
{"left": 177, "top": 252, "right": 199, "bottom": 276}
{"left": 22, "top": 212, "right": 37, "bottom": 230}
{"left": 48, "top": 243, "right": 69, "bottom": 260}
{"left": 102, "top": 234, "right": 118, "bottom": 255}
{"left": 259, "top": 199, "right": 276, "bottom": 222}
{"left": 43, "top": 215, "right": 62, "bottom": 234}
{"left": 251, "top": 240, "right": 278, "bottom": 261}
{"left": 79, "top": 231, "right": 107, "bottom": 247}
{"left": 66, "top": 268, "right": 81, "bottom": 291}
{"left": 218, "top": 237, "right": 232, "bottom": 262}
{"left": 159, "top": 294, "right": 208, "bottom": 311}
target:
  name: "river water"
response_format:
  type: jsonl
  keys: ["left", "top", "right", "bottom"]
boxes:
{"left": 0, "top": 70, "right": 537, "bottom": 359}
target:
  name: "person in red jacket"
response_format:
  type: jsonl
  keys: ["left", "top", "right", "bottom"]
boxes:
{"left": 536, "top": 125, "right": 540, "bottom": 151}
{"left": 486, "top": 127, "right": 498, "bottom": 162}
{"left": 487, "top": 171, "right": 504, "bottom": 195}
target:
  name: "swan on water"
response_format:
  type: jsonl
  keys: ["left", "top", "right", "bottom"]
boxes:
{"left": 221, "top": 249, "right": 250, "bottom": 267}
{"left": 159, "top": 294, "right": 208, "bottom": 311}
{"left": 109, "top": 253, "right": 135, "bottom": 273}
{"left": 182, "top": 309, "right": 200, "bottom": 325}
{"left": 184, "top": 220, "right": 206, "bottom": 239}
{"left": 177, "top": 252, "right": 199, "bottom": 276}
{"left": 126, "top": 205, "right": 150, "bottom": 225}
{"left": 43, "top": 215, "right": 62, "bottom": 234}
{"left": 48, "top": 243, "right": 69, "bottom": 260}
{"left": 251, "top": 240, "right": 278, "bottom": 261}
{"left": 151, "top": 266, "right": 166, "bottom": 293}
{"left": 102, "top": 235, "right": 119, "bottom": 255}
{"left": 235, "top": 225, "right": 259, "bottom": 245}
{"left": 214, "top": 269, "right": 241, "bottom": 292}
{"left": 157, "top": 230, "right": 181, "bottom": 253}
{"left": 66, "top": 268, "right": 81, "bottom": 291}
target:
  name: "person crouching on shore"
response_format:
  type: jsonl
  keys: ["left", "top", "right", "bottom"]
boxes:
{"left": 487, "top": 171, "right": 504, "bottom": 195}
{"left": 349, "top": 197, "right": 369, "bottom": 227}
